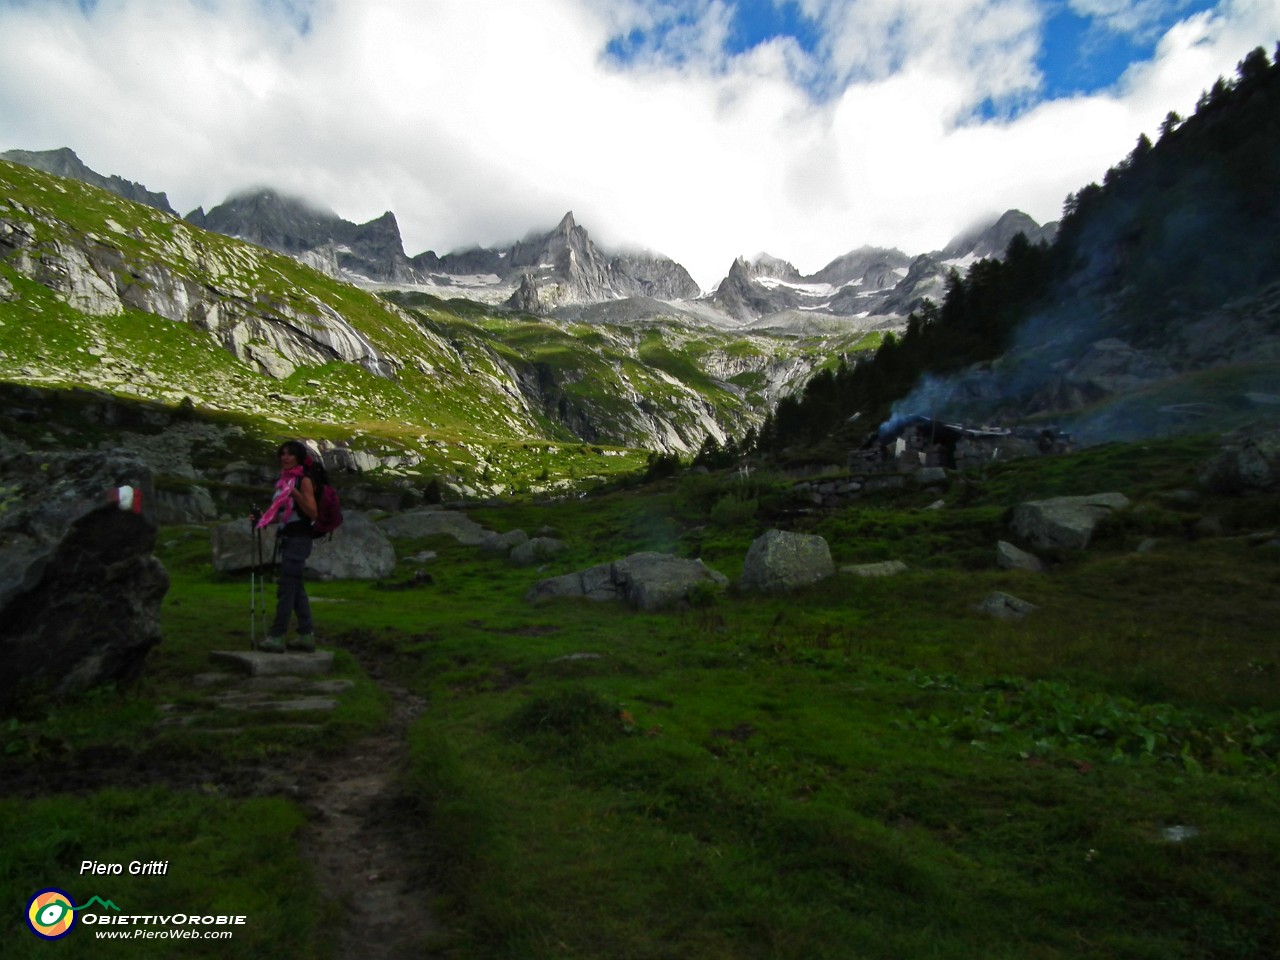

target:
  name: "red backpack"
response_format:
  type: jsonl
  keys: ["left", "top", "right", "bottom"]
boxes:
{"left": 311, "top": 482, "right": 344, "bottom": 539}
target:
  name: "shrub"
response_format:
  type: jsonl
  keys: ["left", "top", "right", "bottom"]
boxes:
{"left": 709, "top": 492, "right": 758, "bottom": 528}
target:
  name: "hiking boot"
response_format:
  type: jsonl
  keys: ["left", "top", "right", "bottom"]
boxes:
{"left": 287, "top": 633, "right": 316, "bottom": 652}
{"left": 257, "top": 636, "right": 286, "bottom": 654}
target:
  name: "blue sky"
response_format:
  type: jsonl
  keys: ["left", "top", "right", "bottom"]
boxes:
{"left": 0, "top": 0, "right": 1276, "bottom": 288}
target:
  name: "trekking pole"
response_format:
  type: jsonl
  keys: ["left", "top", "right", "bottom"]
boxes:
{"left": 249, "top": 510, "right": 261, "bottom": 650}
{"left": 259, "top": 524, "right": 270, "bottom": 641}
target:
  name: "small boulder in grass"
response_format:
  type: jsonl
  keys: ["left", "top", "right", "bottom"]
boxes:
{"left": 977, "top": 591, "right": 1039, "bottom": 620}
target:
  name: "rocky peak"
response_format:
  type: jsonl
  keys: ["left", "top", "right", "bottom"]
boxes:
{"left": 186, "top": 188, "right": 417, "bottom": 283}
{"left": 748, "top": 254, "right": 803, "bottom": 282}
{"left": 939, "top": 210, "right": 1058, "bottom": 261}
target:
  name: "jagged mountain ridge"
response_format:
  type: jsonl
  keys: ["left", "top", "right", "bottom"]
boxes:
{"left": 1, "top": 148, "right": 1056, "bottom": 330}
{"left": 709, "top": 211, "right": 1059, "bottom": 328}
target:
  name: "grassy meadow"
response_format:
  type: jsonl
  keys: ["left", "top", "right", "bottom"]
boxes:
{"left": 3, "top": 434, "right": 1280, "bottom": 958}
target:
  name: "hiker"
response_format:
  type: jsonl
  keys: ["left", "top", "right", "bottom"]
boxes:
{"left": 255, "top": 440, "right": 323, "bottom": 653}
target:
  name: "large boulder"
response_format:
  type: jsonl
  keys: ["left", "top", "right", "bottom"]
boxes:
{"left": 378, "top": 507, "right": 490, "bottom": 544}
{"left": 210, "top": 510, "right": 395, "bottom": 580}
{"left": 1008, "top": 493, "right": 1130, "bottom": 551}
{"left": 1198, "top": 424, "right": 1280, "bottom": 494}
{"left": 739, "top": 529, "right": 834, "bottom": 593}
{"left": 308, "top": 512, "right": 397, "bottom": 580}
{"left": 0, "top": 451, "right": 169, "bottom": 710}
{"left": 527, "top": 552, "right": 727, "bottom": 611}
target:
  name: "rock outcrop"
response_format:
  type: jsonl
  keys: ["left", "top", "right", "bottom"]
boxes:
{"left": 0, "top": 452, "right": 169, "bottom": 710}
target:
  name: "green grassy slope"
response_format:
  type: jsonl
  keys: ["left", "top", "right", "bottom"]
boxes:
{"left": 4, "top": 438, "right": 1278, "bottom": 958}
{"left": 1, "top": 159, "right": 878, "bottom": 492}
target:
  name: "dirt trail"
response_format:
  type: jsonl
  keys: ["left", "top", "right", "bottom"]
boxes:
{"left": 3, "top": 641, "right": 445, "bottom": 959}
{"left": 292, "top": 664, "right": 440, "bottom": 960}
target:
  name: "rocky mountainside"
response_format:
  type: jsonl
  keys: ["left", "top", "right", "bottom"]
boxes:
{"left": 2, "top": 147, "right": 177, "bottom": 216}
{"left": 0, "top": 158, "right": 855, "bottom": 485}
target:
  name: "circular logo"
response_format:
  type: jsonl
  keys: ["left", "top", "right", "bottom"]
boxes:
{"left": 27, "top": 889, "right": 77, "bottom": 940}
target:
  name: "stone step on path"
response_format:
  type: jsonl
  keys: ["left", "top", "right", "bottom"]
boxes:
{"left": 157, "top": 650, "right": 347, "bottom": 727}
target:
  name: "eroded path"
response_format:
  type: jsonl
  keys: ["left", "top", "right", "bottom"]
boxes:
{"left": 294, "top": 671, "right": 439, "bottom": 960}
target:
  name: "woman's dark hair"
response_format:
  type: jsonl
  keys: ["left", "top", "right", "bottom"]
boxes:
{"left": 278, "top": 440, "right": 329, "bottom": 489}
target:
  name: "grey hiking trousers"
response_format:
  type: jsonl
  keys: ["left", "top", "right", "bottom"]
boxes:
{"left": 270, "top": 530, "right": 313, "bottom": 637}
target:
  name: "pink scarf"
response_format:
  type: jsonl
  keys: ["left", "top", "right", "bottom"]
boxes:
{"left": 255, "top": 465, "right": 304, "bottom": 529}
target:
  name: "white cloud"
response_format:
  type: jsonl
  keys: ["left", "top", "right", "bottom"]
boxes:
{"left": 1067, "top": 0, "right": 1176, "bottom": 38}
{"left": 0, "top": 0, "right": 1276, "bottom": 291}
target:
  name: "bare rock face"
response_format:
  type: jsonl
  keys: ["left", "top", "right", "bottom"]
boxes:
{"left": 0, "top": 452, "right": 169, "bottom": 711}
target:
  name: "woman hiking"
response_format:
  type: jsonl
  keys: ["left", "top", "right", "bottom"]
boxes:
{"left": 255, "top": 440, "right": 324, "bottom": 652}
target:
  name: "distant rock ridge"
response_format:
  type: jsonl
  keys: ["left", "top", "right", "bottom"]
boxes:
{"left": 703, "top": 211, "right": 1059, "bottom": 325}
{"left": 1, "top": 147, "right": 177, "bottom": 216}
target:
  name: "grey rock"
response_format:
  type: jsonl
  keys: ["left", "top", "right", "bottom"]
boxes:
{"left": 996, "top": 540, "right": 1046, "bottom": 573}
{"left": 0, "top": 451, "right": 169, "bottom": 709}
{"left": 977, "top": 591, "right": 1039, "bottom": 620}
{"left": 212, "top": 694, "right": 339, "bottom": 713}
{"left": 208, "top": 649, "right": 335, "bottom": 677}
{"left": 914, "top": 467, "right": 949, "bottom": 485}
{"left": 527, "top": 551, "right": 727, "bottom": 611}
{"left": 1009, "top": 493, "right": 1130, "bottom": 550}
{"left": 841, "top": 560, "right": 909, "bottom": 577}
{"left": 210, "top": 510, "right": 395, "bottom": 580}
{"left": 481, "top": 529, "right": 530, "bottom": 555}
{"left": 510, "top": 536, "right": 567, "bottom": 567}
{"left": 378, "top": 507, "right": 490, "bottom": 544}
{"left": 1198, "top": 424, "right": 1280, "bottom": 494}
{"left": 308, "top": 511, "right": 396, "bottom": 580}
{"left": 740, "top": 529, "right": 835, "bottom": 593}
